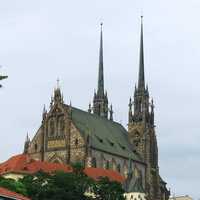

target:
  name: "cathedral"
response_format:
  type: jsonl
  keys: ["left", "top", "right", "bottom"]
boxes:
{"left": 24, "top": 18, "right": 170, "bottom": 200}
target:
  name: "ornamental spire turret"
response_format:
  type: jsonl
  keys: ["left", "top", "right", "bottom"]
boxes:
{"left": 42, "top": 104, "right": 47, "bottom": 121}
{"left": 92, "top": 23, "right": 109, "bottom": 118}
{"left": 23, "top": 133, "right": 30, "bottom": 154}
{"left": 109, "top": 104, "right": 113, "bottom": 121}
{"left": 128, "top": 97, "right": 133, "bottom": 123}
{"left": 53, "top": 79, "right": 63, "bottom": 104}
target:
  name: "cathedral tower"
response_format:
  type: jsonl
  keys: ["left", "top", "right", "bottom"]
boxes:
{"left": 128, "top": 17, "right": 164, "bottom": 200}
{"left": 92, "top": 23, "right": 109, "bottom": 118}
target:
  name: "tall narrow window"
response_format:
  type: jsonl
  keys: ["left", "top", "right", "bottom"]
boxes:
{"left": 49, "top": 119, "right": 55, "bottom": 137}
{"left": 112, "top": 159, "right": 116, "bottom": 171}
{"left": 117, "top": 164, "right": 121, "bottom": 173}
{"left": 59, "top": 117, "right": 65, "bottom": 136}
{"left": 106, "top": 160, "right": 109, "bottom": 169}
{"left": 124, "top": 163, "right": 128, "bottom": 178}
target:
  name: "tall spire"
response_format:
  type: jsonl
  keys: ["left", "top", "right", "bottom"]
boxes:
{"left": 129, "top": 16, "right": 149, "bottom": 124}
{"left": 97, "top": 23, "right": 104, "bottom": 97}
{"left": 138, "top": 16, "right": 145, "bottom": 91}
{"left": 92, "top": 23, "right": 108, "bottom": 118}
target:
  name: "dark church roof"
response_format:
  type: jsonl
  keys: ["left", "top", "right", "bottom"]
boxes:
{"left": 69, "top": 106, "right": 142, "bottom": 162}
{"left": 123, "top": 172, "right": 145, "bottom": 194}
{"left": 127, "top": 177, "right": 145, "bottom": 193}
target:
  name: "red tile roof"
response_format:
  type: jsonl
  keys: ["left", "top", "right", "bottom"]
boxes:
{"left": 0, "top": 155, "right": 125, "bottom": 184}
{"left": 0, "top": 187, "right": 30, "bottom": 200}
{"left": 84, "top": 167, "right": 125, "bottom": 183}
{"left": 0, "top": 154, "right": 72, "bottom": 175}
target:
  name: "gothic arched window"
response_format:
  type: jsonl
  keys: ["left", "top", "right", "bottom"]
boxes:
{"left": 91, "top": 157, "right": 97, "bottom": 168}
{"left": 123, "top": 163, "right": 128, "bottom": 178}
{"left": 106, "top": 160, "right": 110, "bottom": 169}
{"left": 58, "top": 117, "right": 65, "bottom": 136}
{"left": 117, "top": 164, "right": 121, "bottom": 173}
{"left": 49, "top": 119, "right": 55, "bottom": 137}
{"left": 133, "top": 166, "right": 140, "bottom": 178}
{"left": 34, "top": 143, "right": 38, "bottom": 152}
{"left": 112, "top": 159, "right": 117, "bottom": 171}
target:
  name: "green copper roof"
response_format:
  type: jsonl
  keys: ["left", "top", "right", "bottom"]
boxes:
{"left": 127, "top": 177, "right": 145, "bottom": 193}
{"left": 70, "top": 106, "right": 141, "bottom": 162}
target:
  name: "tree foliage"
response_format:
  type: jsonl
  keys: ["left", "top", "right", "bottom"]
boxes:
{"left": 0, "top": 176, "right": 27, "bottom": 196}
{"left": 0, "top": 166, "right": 125, "bottom": 200}
{"left": 93, "top": 177, "right": 125, "bottom": 200}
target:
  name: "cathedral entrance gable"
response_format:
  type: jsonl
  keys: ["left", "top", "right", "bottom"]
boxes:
{"left": 47, "top": 152, "right": 65, "bottom": 164}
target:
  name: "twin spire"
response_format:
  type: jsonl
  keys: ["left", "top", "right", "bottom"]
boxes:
{"left": 93, "top": 17, "right": 147, "bottom": 122}
{"left": 44, "top": 18, "right": 147, "bottom": 123}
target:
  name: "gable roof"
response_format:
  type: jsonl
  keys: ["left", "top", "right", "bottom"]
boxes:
{"left": 0, "top": 154, "right": 125, "bottom": 186}
{"left": 0, "top": 155, "right": 125, "bottom": 184}
{"left": 84, "top": 167, "right": 125, "bottom": 183}
{"left": 0, "top": 154, "right": 72, "bottom": 175}
{"left": 70, "top": 106, "right": 141, "bottom": 162}
{"left": 0, "top": 187, "right": 30, "bottom": 200}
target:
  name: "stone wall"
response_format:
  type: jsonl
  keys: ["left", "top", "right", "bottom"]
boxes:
{"left": 89, "top": 149, "right": 146, "bottom": 188}
{"left": 69, "top": 123, "right": 86, "bottom": 163}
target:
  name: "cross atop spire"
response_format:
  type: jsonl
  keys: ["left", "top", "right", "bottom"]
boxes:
{"left": 138, "top": 16, "right": 145, "bottom": 91}
{"left": 56, "top": 78, "right": 60, "bottom": 89}
{"left": 97, "top": 22, "right": 104, "bottom": 97}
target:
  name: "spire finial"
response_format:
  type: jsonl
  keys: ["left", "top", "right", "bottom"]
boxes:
{"left": 56, "top": 78, "right": 60, "bottom": 89}
{"left": 100, "top": 22, "right": 103, "bottom": 28}
{"left": 42, "top": 104, "right": 47, "bottom": 121}
{"left": 26, "top": 132, "right": 29, "bottom": 141}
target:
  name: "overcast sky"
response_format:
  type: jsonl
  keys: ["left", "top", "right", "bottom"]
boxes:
{"left": 0, "top": 0, "right": 199, "bottom": 199}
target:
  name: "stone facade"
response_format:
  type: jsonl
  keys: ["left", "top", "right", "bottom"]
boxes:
{"left": 27, "top": 92, "right": 86, "bottom": 165}
{"left": 26, "top": 87, "right": 145, "bottom": 191}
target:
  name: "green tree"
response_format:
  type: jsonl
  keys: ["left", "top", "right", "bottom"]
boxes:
{"left": 2, "top": 165, "right": 125, "bottom": 200}
{"left": 20, "top": 171, "right": 52, "bottom": 200}
{"left": 93, "top": 177, "right": 125, "bottom": 200}
{"left": 0, "top": 176, "right": 27, "bottom": 196}
{"left": 20, "top": 170, "right": 93, "bottom": 200}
